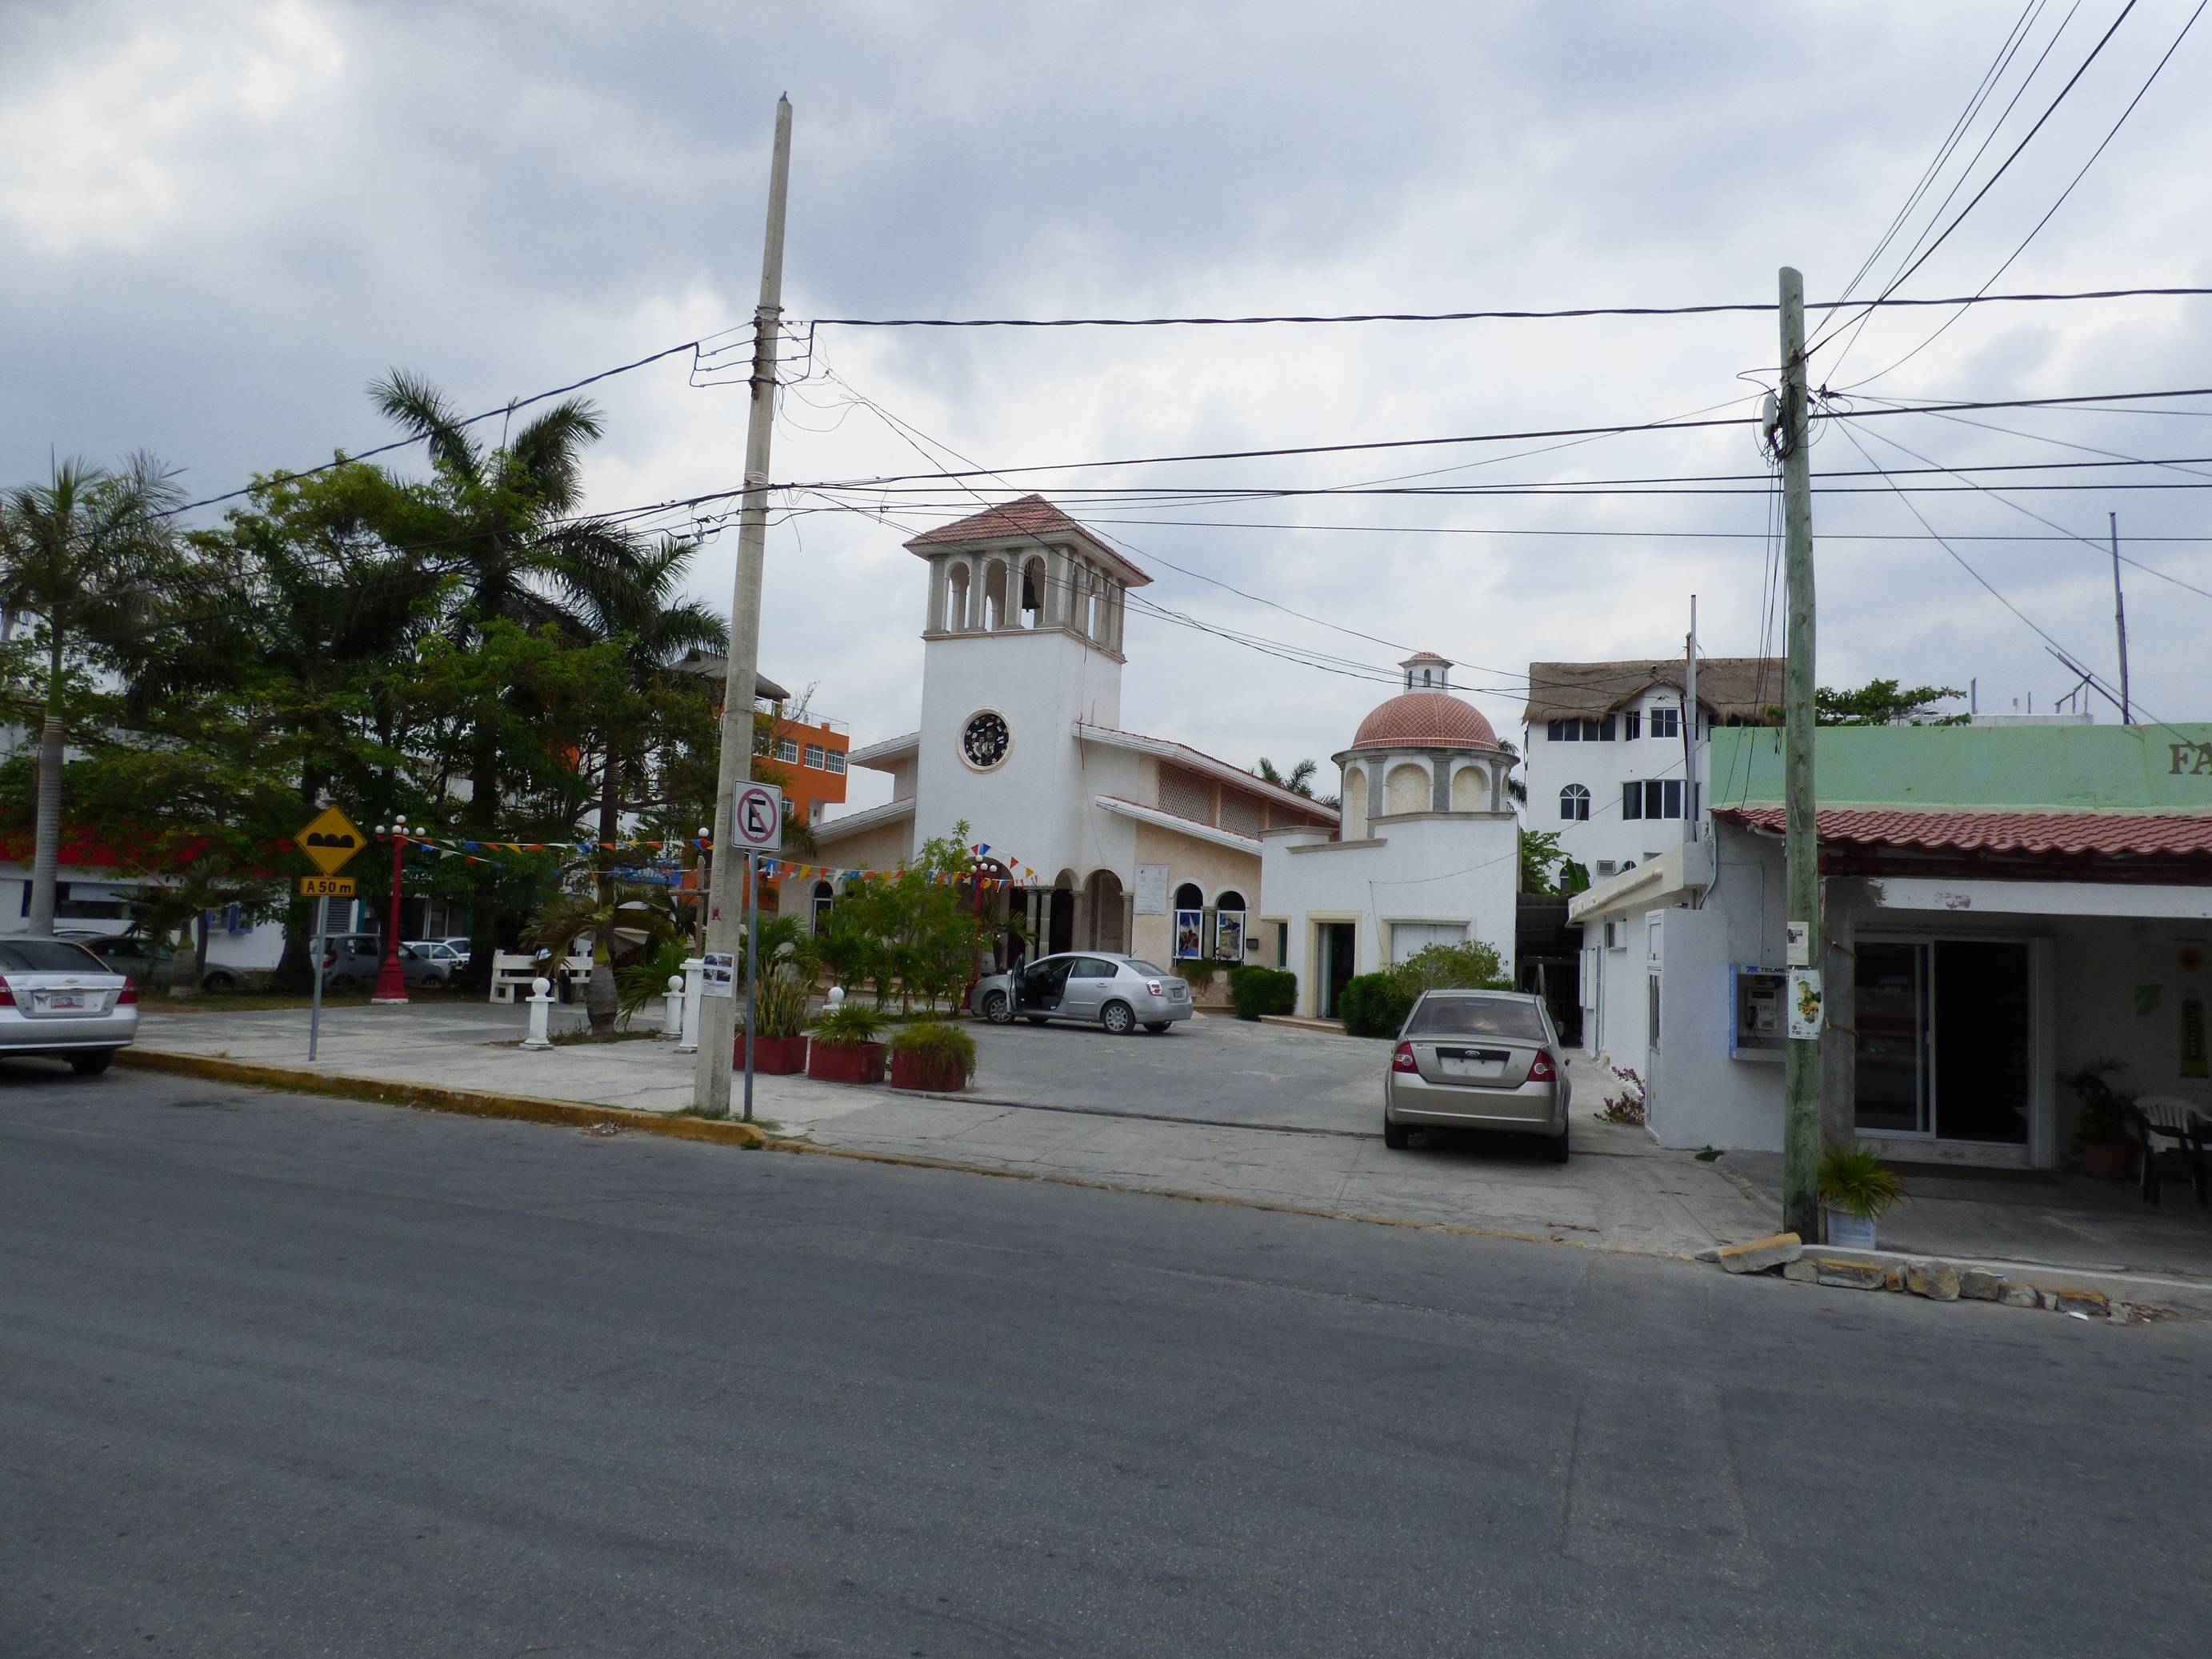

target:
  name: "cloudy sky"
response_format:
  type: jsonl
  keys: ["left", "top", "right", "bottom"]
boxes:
{"left": 6, "top": 1, "right": 2209, "bottom": 818}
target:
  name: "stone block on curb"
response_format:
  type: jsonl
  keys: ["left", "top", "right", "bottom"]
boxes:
{"left": 1815, "top": 1258, "right": 1888, "bottom": 1290}
{"left": 2000, "top": 1285, "right": 2040, "bottom": 1308}
{"left": 2051, "top": 1286, "right": 2110, "bottom": 1317}
{"left": 1958, "top": 1268, "right": 2005, "bottom": 1301}
{"left": 1906, "top": 1261, "right": 1961, "bottom": 1301}
{"left": 1782, "top": 1258, "right": 1818, "bottom": 1283}
{"left": 1715, "top": 1232, "right": 1802, "bottom": 1274}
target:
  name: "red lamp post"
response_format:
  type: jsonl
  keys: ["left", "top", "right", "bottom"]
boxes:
{"left": 371, "top": 818, "right": 410, "bottom": 1004}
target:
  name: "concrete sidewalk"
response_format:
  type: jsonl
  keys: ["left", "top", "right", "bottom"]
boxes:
{"left": 127, "top": 1000, "right": 1781, "bottom": 1257}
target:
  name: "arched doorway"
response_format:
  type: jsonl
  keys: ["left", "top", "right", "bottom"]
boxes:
{"left": 1086, "top": 869, "right": 1125, "bottom": 953}
{"left": 1049, "top": 870, "right": 1078, "bottom": 956}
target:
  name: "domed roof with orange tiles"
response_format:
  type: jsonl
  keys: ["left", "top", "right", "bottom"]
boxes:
{"left": 1352, "top": 691, "right": 1498, "bottom": 749}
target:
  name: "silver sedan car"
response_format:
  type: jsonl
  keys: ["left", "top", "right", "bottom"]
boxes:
{"left": 969, "top": 953, "right": 1193, "bottom": 1035}
{"left": 1382, "top": 989, "right": 1570, "bottom": 1161}
{"left": 0, "top": 936, "right": 140, "bottom": 1074}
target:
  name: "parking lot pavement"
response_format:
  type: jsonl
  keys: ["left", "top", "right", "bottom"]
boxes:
{"left": 126, "top": 1002, "right": 1774, "bottom": 1255}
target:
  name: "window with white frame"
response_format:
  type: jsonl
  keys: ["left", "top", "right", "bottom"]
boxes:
{"left": 803, "top": 742, "right": 826, "bottom": 769}
{"left": 1558, "top": 783, "right": 1590, "bottom": 822}
{"left": 774, "top": 737, "right": 799, "bottom": 763}
{"left": 825, "top": 750, "right": 846, "bottom": 775}
{"left": 1623, "top": 710, "right": 1642, "bottom": 739}
{"left": 1622, "top": 779, "right": 1688, "bottom": 820}
{"left": 1649, "top": 706, "right": 1679, "bottom": 738}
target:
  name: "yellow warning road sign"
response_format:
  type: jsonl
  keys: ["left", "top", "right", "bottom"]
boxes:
{"left": 300, "top": 876, "right": 356, "bottom": 897}
{"left": 295, "top": 806, "right": 366, "bottom": 875}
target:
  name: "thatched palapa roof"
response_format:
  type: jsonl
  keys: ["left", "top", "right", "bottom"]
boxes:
{"left": 1523, "top": 658, "right": 1784, "bottom": 726}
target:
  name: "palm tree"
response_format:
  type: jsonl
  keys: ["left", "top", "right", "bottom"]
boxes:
{"left": 0, "top": 456, "right": 182, "bottom": 933}
{"left": 1255, "top": 757, "right": 1318, "bottom": 798}
{"left": 525, "top": 881, "right": 681, "bottom": 1036}
{"left": 125, "top": 857, "right": 284, "bottom": 997}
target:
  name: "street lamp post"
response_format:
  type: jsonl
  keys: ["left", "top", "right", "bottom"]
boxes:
{"left": 695, "top": 826, "right": 711, "bottom": 955}
{"left": 371, "top": 819, "right": 410, "bottom": 1005}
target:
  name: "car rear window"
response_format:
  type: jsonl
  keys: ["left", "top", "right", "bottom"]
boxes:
{"left": 1406, "top": 996, "right": 1548, "bottom": 1041}
{"left": 1126, "top": 961, "right": 1167, "bottom": 977}
{"left": 0, "top": 940, "right": 107, "bottom": 973}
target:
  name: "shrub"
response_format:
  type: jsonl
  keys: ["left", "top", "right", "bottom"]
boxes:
{"left": 1340, "top": 972, "right": 1415, "bottom": 1038}
{"left": 2060, "top": 1057, "right": 2130, "bottom": 1147}
{"left": 887, "top": 1019, "right": 978, "bottom": 1078}
{"left": 1394, "top": 941, "right": 1510, "bottom": 993}
{"left": 1818, "top": 1145, "right": 1906, "bottom": 1221}
{"left": 1228, "top": 965, "right": 1298, "bottom": 1020}
{"left": 1176, "top": 958, "right": 1220, "bottom": 992}
{"left": 755, "top": 966, "right": 813, "bottom": 1039}
{"left": 808, "top": 1001, "right": 886, "bottom": 1049}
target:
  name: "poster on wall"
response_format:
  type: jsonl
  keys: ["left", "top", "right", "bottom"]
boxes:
{"left": 1134, "top": 864, "right": 1169, "bottom": 915}
{"left": 1786, "top": 968, "right": 1822, "bottom": 1040}
{"left": 2179, "top": 942, "right": 2207, "bottom": 1079}
{"left": 1214, "top": 910, "right": 1246, "bottom": 961}
{"left": 1174, "top": 909, "right": 1203, "bottom": 960}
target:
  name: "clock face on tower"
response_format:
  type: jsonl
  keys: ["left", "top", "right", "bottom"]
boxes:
{"left": 959, "top": 709, "right": 1012, "bottom": 771}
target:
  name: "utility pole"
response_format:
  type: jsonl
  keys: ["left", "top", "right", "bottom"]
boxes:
{"left": 1682, "top": 594, "right": 1698, "bottom": 846}
{"left": 2110, "top": 512, "right": 2132, "bottom": 725}
{"left": 1779, "top": 267, "right": 1821, "bottom": 1240}
{"left": 695, "top": 96, "right": 793, "bottom": 1117}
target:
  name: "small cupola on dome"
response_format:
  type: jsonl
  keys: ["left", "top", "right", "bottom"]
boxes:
{"left": 1400, "top": 651, "right": 1453, "bottom": 692}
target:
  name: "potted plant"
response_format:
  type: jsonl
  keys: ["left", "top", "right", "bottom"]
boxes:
{"left": 888, "top": 1020, "right": 978, "bottom": 1092}
{"left": 806, "top": 1001, "right": 886, "bottom": 1084}
{"left": 2062, "top": 1058, "right": 2136, "bottom": 1179}
{"left": 1818, "top": 1144, "right": 1906, "bottom": 1248}
{"left": 738, "top": 964, "right": 813, "bottom": 1074}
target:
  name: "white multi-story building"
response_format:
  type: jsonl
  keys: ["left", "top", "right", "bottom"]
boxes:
{"left": 1522, "top": 658, "right": 1782, "bottom": 881}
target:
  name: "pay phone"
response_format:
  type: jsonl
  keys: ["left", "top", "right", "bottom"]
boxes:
{"left": 1730, "top": 965, "right": 1786, "bottom": 1060}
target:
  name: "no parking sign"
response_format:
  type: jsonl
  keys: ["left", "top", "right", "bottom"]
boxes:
{"left": 730, "top": 782, "right": 784, "bottom": 853}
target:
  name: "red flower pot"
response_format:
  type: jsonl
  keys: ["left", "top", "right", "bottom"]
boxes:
{"left": 2082, "top": 1140, "right": 2137, "bottom": 1180}
{"left": 890, "top": 1049, "right": 967, "bottom": 1093}
{"left": 806, "top": 1041, "right": 884, "bottom": 1085}
{"left": 736, "top": 1033, "right": 809, "bottom": 1074}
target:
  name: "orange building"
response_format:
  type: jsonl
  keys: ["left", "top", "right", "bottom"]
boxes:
{"left": 758, "top": 707, "right": 850, "bottom": 826}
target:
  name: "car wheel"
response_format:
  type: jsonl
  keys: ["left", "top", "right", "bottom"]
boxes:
{"left": 1142, "top": 1021, "right": 1171, "bottom": 1033}
{"left": 982, "top": 990, "right": 1014, "bottom": 1025}
{"left": 1544, "top": 1128, "right": 1571, "bottom": 1164}
{"left": 1099, "top": 1001, "right": 1134, "bottom": 1035}
{"left": 200, "top": 970, "right": 239, "bottom": 993}
{"left": 1382, "top": 1110, "right": 1410, "bottom": 1150}
{"left": 69, "top": 1049, "right": 114, "bottom": 1077}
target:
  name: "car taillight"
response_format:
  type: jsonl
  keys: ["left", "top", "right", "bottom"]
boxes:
{"left": 1391, "top": 1042, "right": 1419, "bottom": 1073}
{"left": 0, "top": 980, "right": 13, "bottom": 1006}
{"left": 1529, "top": 1050, "right": 1557, "bottom": 1082}
{"left": 1146, "top": 981, "right": 1162, "bottom": 995}
{"left": 118, "top": 977, "right": 138, "bottom": 1005}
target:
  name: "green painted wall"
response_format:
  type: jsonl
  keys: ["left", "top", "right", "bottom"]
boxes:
{"left": 1708, "top": 723, "right": 2212, "bottom": 814}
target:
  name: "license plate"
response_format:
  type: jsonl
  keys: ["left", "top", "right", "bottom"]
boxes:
{"left": 1442, "top": 1056, "right": 1505, "bottom": 1079}
{"left": 39, "top": 992, "right": 87, "bottom": 1011}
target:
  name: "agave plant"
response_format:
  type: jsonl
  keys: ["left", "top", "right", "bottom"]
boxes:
{"left": 1818, "top": 1145, "right": 1906, "bottom": 1222}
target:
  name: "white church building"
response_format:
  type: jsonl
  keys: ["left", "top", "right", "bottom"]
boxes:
{"left": 810, "top": 497, "right": 1339, "bottom": 980}
{"left": 1259, "top": 654, "right": 1522, "bottom": 1019}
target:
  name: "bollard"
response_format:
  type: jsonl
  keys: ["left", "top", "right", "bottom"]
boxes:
{"left": 678, "top": 957, "right": 704, "bottom": 1053}
{"left": 521, "top": 977, "right": 554, "bottom": 1050}
{"left": 827, "top": 985, "right": 845, "bottom": 1009}
{"left": 662, "top": 974, "right": 685, "bottom": 1039}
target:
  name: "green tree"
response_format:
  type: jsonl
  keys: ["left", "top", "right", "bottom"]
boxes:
{"left": 1520, "top": 828, "right": 1566, "bottom": 894}
{"left": 1814, "top": 678, "right": 1967, "bottom": 726}
{"left": 0, "top": 456, "right": 182, "bottom": 933}
{"left": 524, "top": 881, "right": 682, "bottom": 1036}
{"left": 124, "top": 856, "right": 286, "bottom": 997}
{"left": 1255, "top": 757, "right": 1318, "bottom": 797}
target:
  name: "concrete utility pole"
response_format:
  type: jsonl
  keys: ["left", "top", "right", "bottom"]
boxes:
{"left": 695, "top": 96, "right": 793, "bottom": 1117}
{"left": 2110, "top": 512, "right": 2132, "bottom": 724}
{"left": 1778, "top": 266, "right": 1821, "bottom": 1239}
{"left": 1682, "top": 594, "right": 1698, "bottom": 846}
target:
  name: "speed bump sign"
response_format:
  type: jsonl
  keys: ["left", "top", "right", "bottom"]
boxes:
{"left": 730, "top": 783, "right": 783, "bottom": 852}
{"left": 295, "top": 805, "right": 366, "bottom": 875}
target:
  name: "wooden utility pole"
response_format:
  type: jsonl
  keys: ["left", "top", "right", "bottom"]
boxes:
{"left": 696, "top": 96, "right": 793, "bottom": 1117}
{"left": 1779, "top": 266, "right": 1821, "bottom": 1238}
{"left": 1682, "top": 594, "right": 1698, "bottom": 846}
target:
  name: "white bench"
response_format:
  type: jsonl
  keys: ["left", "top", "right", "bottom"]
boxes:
{"left": 489, "top": 953, "right": 594, "bottom": 1003}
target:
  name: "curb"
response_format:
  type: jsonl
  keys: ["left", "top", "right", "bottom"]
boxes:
{"left": 116, "top": 1048, "right": 767, "bottom": 1149}
{"left": 116, "top": 1046, "right": 1696, "bottom": 1261}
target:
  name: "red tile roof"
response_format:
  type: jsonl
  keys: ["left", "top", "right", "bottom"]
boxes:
{"left": 1714, "top": 806, "right": 2212, "bottom": 860}
{"left": 902, "top": 494, "right": 1150, "bottom": 582}
{"left": 1352, "top": 691, "right": 1500, "bottom": 750}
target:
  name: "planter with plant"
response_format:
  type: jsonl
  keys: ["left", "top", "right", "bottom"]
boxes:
{"left": 1818, "top": 1144, "right": 1906, "bottom": 1248}
{"left": 887, "top": 1020, "right": 977, "bottom": 1092}
{"left": 2061, "top": 1058, "right": 2136, "bottom": 1179}
{"left": 737, "top": 965, "right": 814, "bottom": 1073}
{"left": 806, "top": 1001, "right": 886, "bottom": 1084}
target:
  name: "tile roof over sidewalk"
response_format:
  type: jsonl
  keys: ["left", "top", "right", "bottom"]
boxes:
{"left": 1714, "top": 805, "right": 2212, "bottom": 864}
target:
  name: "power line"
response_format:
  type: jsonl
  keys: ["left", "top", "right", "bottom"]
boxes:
{"left": 806, "top": 284, "right": 2212, "bottom": 330}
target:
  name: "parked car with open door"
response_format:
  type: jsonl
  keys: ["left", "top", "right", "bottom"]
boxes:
{"left": 968, "top": 952, "right": 1193, "bottom": 1034}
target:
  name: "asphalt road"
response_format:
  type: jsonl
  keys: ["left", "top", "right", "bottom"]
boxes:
{"left": 6, "top": 1062, "right": 2209, "bottom": 1657}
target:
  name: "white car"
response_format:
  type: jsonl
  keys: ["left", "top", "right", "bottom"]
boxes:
{"left": 0, "top": 937, "right": 139, "bottom": 1073}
